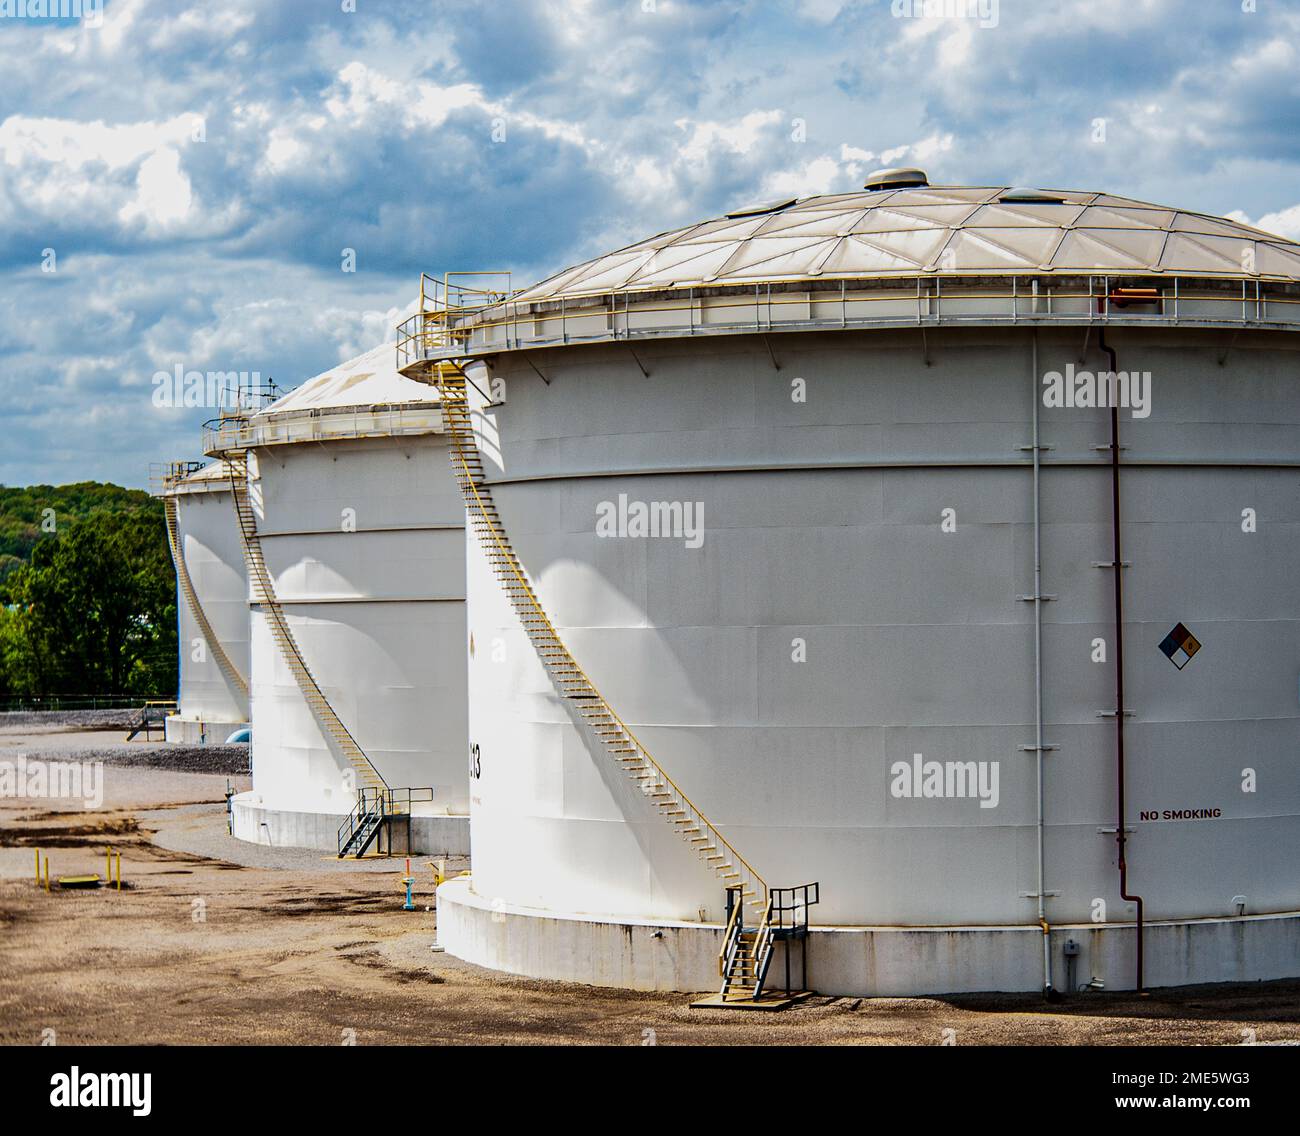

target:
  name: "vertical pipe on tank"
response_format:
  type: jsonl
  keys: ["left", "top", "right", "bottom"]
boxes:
{"left": 1030, "top": 329, "right": 1054, "bottom": 997}
{"left": 1100, "top": 324, "right": 1144, "bottom": 992}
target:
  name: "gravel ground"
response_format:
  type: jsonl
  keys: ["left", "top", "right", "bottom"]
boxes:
{"left": 0, "top": 722, "right": 249, "bottom": 775}
{"left": 0, "top": 708, "right": 155, "bottom": 730}
{"left": 2, "top": 720, "right": 1298, "bottom": 1045}
{"left": 52, "top": 744, "right": 249, "bottom": 775}
{"left": 2, "top": 820, "right": 1297, "bottom": 1045}
{"left": 142, "top": 802, "right": 460, "bottom": 874}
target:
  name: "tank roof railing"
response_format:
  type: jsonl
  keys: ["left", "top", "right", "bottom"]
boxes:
{"left": 148, "top": 459, "right": 208, "bottom": 496}
{"left": 396, "top": 271, "right": 1300, "bottom": 373}
{"left": 397, "top": 271, "right": 515, "bottom": 372}
{"left": 201, "top": 401, "right": 444, "bottom": 459}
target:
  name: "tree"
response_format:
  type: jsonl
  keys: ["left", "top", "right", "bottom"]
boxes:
{"left": 0, "top": 510, "right": 177, "bottom": 699}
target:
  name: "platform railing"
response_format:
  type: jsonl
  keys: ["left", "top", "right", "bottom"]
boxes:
{"left": 396, "top": 272, "right": 1300, "bottom": 369}
{"left": 149, "top": 460, "right": 207, "bottom": 496}
{"left": 201, "top": 403, "right": 445, "bottom": 458}
{"left": 396, "top": 271, "right": 515, "bottom": 370}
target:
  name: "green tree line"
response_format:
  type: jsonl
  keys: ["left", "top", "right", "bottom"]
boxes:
{"left": 0, "top": 484, "right": 178, "bottom": 701}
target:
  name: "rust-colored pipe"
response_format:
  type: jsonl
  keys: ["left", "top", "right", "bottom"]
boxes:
{"left": 1100, "top": 321, "right": 1144, "bottom": 991}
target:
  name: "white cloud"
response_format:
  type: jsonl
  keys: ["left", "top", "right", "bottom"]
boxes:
{"left": 326, "top": 63, "right": 484, "bottom": 131}
{"left": 322, "top": 61, "right": 592, "bottom": 152}
{"left": 96, "top": 0, "right": 147, "bottom": 55}
{"left": 761, "top": 132, "right": 954, "bottom": 199}
{"left": 675, "top": 110, "right": 784, "bottom": 164}
{"left": 0, "top": 113, "right": 199, "bottom": 171}
{"left": 761, "top": 155, "right": 843, "bottom": 197}
{"left": 798, "top": 0, "right": 848, "bottom": 24}
{"left": 1, "top": 0, "right": 1296, "bottom": 489}
{"left": 0, "top": 113, "right": 207, "bottom": 238}
{"left": 1227, "top": 204, "right": 1300, "bottom": 242}
{"left": 118, "top": 147, "right": 193, "bottom": 230}
{"left": 146, "top": 3, "right": 255, "bottom": 51}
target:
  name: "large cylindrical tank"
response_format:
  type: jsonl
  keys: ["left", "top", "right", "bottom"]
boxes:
{"left": 427, "top": 179, "right": 1300, "bottom": 992}
{"left": 220, "top": 344, "right": 469, "bottom": 852}
{"left": 162, "top": 461, "right": 250, "bottom": 742}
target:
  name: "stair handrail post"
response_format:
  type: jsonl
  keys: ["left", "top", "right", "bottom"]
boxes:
{"left": 719, "top": 886, "right": 745, "bottom": 979}
{"left": 752, "top": 895, "right": 777, "bottom": 997}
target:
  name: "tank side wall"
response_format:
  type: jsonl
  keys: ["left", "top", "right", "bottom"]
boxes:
{"left": 247, "top": 436, "right": 468, "bottom": 815}
{"left": 466, "top": 329, "right": 1300, "bottom": 926}
{"left": 174, "top": 487, "right": 250, "bottom": 724}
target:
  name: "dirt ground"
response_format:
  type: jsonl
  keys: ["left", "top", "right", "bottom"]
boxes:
{"left": 1, "top": 725, "right": 1298, "bottom": 1046}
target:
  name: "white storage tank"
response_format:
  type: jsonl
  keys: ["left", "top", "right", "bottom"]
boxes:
{"left": 407, "top": 178, "right": 1300, "bottom": 995}
{"left": 210, "top": 345, "right": 470, "bottom": 854}
{"left": 158, "top": 461, "right": 250, "bottom": 744}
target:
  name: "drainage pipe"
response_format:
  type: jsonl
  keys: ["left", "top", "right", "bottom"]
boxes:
{"left": 1030, "top": 330, "right": 1053, "bottom": 997}
{"left": 1100, "top": 323, "right": 1145, "bottom": 992}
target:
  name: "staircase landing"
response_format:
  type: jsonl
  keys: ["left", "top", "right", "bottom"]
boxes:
{"left": 689, "top": 990, "right": 816, "bottom": 1012}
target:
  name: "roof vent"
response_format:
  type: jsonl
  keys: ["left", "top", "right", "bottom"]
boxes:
{"left": 999, "top": 187, "right": 1066, "bottom": 204}
{"left": 864, "top": 167, "right": 929, "bottom": 191}
{"left": 725, "top": 196, "right": 798, "bottom": 219}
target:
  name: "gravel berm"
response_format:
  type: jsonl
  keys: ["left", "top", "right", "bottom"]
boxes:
{"left": 1, "top": 708, "right": 149, "bottom": 730}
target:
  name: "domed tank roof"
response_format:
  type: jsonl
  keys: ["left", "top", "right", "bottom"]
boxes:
{"left": 154, "top": 458, "right": 230, "bottom": 497}
{"left": 512, "top": 184, "right": 1300, "bottom": 302}
{"left": 260, "top": 342, "right": 437, "bottom": 418}
{"left": 205, "top": 342, "right": 445, "bottom": 457}
{"left": 177, "top": 459, "right": 231, "bottom": 487}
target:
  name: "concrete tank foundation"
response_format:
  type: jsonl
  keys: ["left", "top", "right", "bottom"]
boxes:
{"left": 231, "top": 791, "right": 470, "bottom": 856}
{"left": 165, "top": 715, "right": 248, "bottom": 745}
{"left": 437, "top": 875, "right": 1300, "bottom": 995}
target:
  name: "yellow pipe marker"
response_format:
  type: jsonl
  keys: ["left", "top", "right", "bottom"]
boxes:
{"left": 106, "top": 846, "right": 112, "bottom": 885}
{"left": 43, "top": 855, "right": 50, "bottom": 893}
{"left": 34, "top": 847, "right": 40, "bottom": 885}
{"left": 115, "top": 852, "right": 121, "bottom": 890}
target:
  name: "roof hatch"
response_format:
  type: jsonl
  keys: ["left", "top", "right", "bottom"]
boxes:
{"left": 724, "top": 196, "right": 799, "bottom": 219}
{"left": 864, "top": 167, "right": 929, "bottom": 191}
{"left": 999, "top": 187, "right": 1066, "bottom": 204}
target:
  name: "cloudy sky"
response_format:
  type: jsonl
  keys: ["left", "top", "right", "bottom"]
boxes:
{"left": 2, "top": 0, "right": 1297, "bottom": 489}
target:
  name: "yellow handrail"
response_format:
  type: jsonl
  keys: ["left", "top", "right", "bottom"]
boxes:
{"left": 718, "top": 894, "right": 744, "bottom": 976}
{"left": 399, "top": 277, "right": 1300, "bottom": 364}
{"left": 752, "top": 896, "right": 776, "bottom": 978}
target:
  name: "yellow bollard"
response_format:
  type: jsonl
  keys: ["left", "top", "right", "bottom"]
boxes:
{"left": 34, "top": 847, "right": 40, "bottom": 885}
{"left": 106, "top": 847, "right": 112, "bottom": 886}
{"left": 43, "top": 856, "right": 50, "bottom": 893}
{"left": 115, "top": 852, "right": 121, "bottom": 891}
